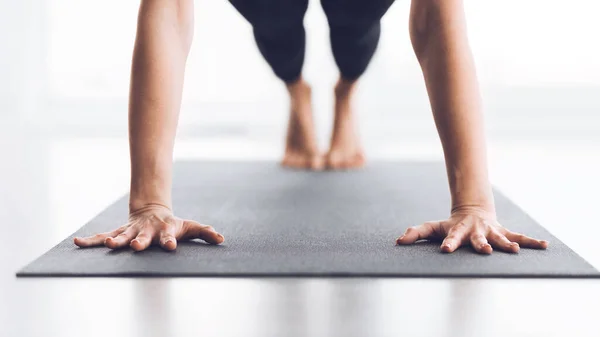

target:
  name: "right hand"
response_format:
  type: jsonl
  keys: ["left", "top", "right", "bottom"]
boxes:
{"left": 74, "top": 204, "right": 224, "bottom": 251}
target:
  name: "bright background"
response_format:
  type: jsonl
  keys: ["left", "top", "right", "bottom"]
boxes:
{"left": 3, "top": 0, "right": 599, "bottom": 140}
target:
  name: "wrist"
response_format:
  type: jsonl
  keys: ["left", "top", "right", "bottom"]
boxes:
{"left": 128, "top": 201, "right": 172, "bottom": 217}
{"left": 129, "top": 196, "right": 172, "bottom": 214}
{"left": 450, "top": 183, "right": 495, "bottom": 215}
{"left": 451, "top": 203, "right": 496, "bottom": 216}
{"left": 451, "top": 187, "right": 496, "bottom": 216}
{"left": 129, "top": 184, "right": 172, "bottom": 213}
{"left": 129, "top": 170, "right": 172, "bottom": 213}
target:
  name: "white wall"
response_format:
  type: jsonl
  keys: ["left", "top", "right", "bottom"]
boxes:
{"left": 0, "top": 0, "right": 47, "bottom": 119}
{"left": 2, "top": 0, "right": 599, "bottom": 136}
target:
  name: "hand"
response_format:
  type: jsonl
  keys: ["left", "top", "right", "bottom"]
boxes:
{"left": 74, "top": 204, "right": 224, "bottom": 251}
{"left": 395, "top": 206, "right": 549, "bottom": 254}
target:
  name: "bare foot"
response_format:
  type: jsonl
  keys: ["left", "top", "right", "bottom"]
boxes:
{"left": 325, "top": 78, "right": 365, "bottom": 170}
{"left": 281, "top": 78, "right": 324, "bottom": 170}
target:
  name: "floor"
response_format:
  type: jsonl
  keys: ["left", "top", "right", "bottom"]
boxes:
{"left": 1, "top": 124, "right": 600, "bottom": 337}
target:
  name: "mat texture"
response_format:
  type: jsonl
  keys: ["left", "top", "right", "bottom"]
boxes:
{"left": 18, "top": 161, "right": 599, "bottom": 278}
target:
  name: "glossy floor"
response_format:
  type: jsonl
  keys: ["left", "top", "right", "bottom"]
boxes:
{"left": 1, "top": 124, "right": 599, "bottom": 337}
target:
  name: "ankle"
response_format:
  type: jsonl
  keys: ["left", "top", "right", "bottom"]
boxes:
{"left": 286, "top": 76, "right": 310, "bottom": 96}
{"left": 334, "top": 77, "right": 357, "bottom": 99}
{"left": 286, "top": 77, "right": 312, "bottom": 114}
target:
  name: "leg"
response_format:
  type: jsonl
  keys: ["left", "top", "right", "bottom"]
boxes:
{"left": 322, "top": 0, "right": 395, "bottom": 80}
{"left": 229, "top": 0, "right": 322, "bottom": 169}
{"left": 321, "top": 0, "right": 396, "bottom": 169}
{"left": 229, "top": 0, "right": 308, "bottom": 83}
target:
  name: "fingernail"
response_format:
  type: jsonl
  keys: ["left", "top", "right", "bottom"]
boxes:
{"left": 217, "top": 234, "right": 224, "bottom": 239}
{"left": 398, "top": 235, "right": 405, "bottom": 240}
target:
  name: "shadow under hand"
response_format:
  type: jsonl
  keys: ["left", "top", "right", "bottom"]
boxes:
{"left": 397, "top": 240, "right": 520, "bottom": 255}
{"left": 97, "top": 239, "right": 226, "bottom": 256}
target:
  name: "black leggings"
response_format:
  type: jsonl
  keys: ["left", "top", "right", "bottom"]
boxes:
{"left": 229, "top": 0, "right": 396, "bottom": 83}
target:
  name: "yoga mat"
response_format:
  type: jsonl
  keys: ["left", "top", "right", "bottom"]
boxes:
{"left": 18, "top": 161, "right": 600, "bottom": 278}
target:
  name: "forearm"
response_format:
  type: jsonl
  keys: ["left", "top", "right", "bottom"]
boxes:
{"left": 410, "top": 0, "right": 494, "bottom": 212}
{"left": 128, "top": 0, "right": 193, "bottom": 212}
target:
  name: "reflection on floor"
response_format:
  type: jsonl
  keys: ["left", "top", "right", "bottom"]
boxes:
{"left": 2, "top": 118, "right": 600, "bottom": 337}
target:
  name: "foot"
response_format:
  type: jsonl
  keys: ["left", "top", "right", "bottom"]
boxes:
{"left": 281, "top": 78, "right": 324, "bottom": 170}
{"left": 325, "top": 78, "right": 365, "bottom": 170}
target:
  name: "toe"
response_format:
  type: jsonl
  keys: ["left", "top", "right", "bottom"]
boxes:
{"left": 325, "top": 152, "right": 343, "bottom": 170}
{"left": 345, "top": 152, "right": 365, "bottom": 169}
{"left": 355, "top": 152, "right": 365, "bottom": 166}
{"left": 281, "top": 153, "right": 299, "bottom": 168}
{"left": 282, "top": 152, "right": 314, "bottom": 170}
{"left": 308, "top": 155, "right": 324, "bottom": 171}
{"left": 326, "top": 151, "right": 365, "bottom": 170}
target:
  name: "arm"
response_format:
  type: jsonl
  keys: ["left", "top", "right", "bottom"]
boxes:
{"left": 128, "top": 0, "right": 191, "bottom": 212}
{"left": 397, "top": 0, "right": 547, "bottom": 253}
{"left": 74, "top": 0, "right": 223, "bottom": 251}
{"left": 409, "top": 0, "right": 493, "bottom": 214}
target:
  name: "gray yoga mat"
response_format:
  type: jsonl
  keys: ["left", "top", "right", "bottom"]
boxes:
{"left": 18, "top": 161, "right": 599, "bottom": 278}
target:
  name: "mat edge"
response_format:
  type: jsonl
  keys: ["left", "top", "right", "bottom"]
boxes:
{"left": 16, "top": 272, "right": 600, "bottom": 279}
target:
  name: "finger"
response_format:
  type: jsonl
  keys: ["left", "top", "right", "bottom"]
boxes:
{"left": 440, "top": 222, "right": 469, "bottom": 253}
{"left": 396, "top": 221, "right": 440, "bottom": 245}
{"left": 488, "top": 229, "right": 519, "bottom": 253}
{"left": 470, "top": 232, "right": 493, "bottom": 254}
{"left": 74, "top": 227, "right": 125, "bottom": 247}
{"left": 130, "top": 230, "right": 153, "bottom": 252}
{"left": 182, "top": 220, "right": 224, "bottom": 245}
{"left": 503, "top": 230, "right": 549, "bottom": 249}
{"left": 159, "top": 226, "right": 178, "bottom": 251}
{"left": 104, "top": 227, "right": 137, "bottom": 249}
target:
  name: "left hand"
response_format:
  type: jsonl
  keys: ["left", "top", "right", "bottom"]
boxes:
{"left": 396, "top": 206, "right": 549, "bottom": 254}
{"left": 74, "top": 204, "right": 224, "bottom": 252}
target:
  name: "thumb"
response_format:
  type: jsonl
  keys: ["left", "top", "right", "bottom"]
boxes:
{"left": 182, "top": 220, "right": 225, "bottom": 245}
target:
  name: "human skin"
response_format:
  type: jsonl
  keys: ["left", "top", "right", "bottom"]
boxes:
{"left": 75, "top": 0, "right": 548, "bottom": 254}
{"left": 74, "top": 0, "right": 223, "bottom": 251}
{"left": 396, "top": 0, "right": 548, "bottom": 253}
